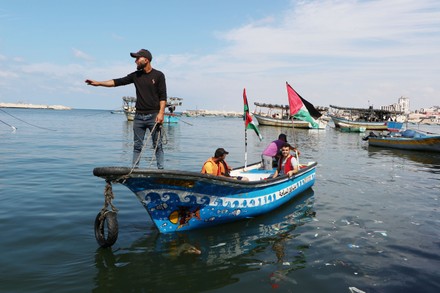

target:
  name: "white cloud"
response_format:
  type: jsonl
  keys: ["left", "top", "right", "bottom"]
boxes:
{"left": 165, "top": 0, "right": 440, "bottom": 110}
{"left": 72, "top": 48, "right": 94, "bottom": 61}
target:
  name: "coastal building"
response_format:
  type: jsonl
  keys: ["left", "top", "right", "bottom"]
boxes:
{"left": 381, "top": 96, "right": 410, "bottom": 114}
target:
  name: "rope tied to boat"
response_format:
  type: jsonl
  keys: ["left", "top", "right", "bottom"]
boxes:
{"left": 128, "top": 121, "right": 166, "bottom": 174}
{"left": 99, "top": 180, "right": 118, "bottom": 220}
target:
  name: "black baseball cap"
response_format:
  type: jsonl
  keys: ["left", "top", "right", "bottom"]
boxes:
{"left": 214, "top": 148, "right": 229, "bottom": 158}
{"left": 130, "top": 49, "right": 152, "bottom": 61}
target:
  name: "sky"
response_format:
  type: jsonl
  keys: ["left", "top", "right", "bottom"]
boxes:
{"left": 1, "top": 0, "right": 439, "bottom": 112}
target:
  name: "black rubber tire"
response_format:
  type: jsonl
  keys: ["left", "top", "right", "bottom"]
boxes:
{"left": 94, "top": 211, "right": 118, "bottom": 248}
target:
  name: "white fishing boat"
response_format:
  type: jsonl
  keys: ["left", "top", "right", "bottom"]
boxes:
{"left": 122, "top": 96, "right": 136, "bottom": 121}
{"left": 253, "top": 102, "right": 327, "bottom": 129}
{"left": 121, "top": 96, "right": 183, "bottom": 123}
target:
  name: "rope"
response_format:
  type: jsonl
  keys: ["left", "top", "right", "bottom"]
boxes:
{"left": 0, "top": 108, "right": 57, "bottom": 131}
{"left": 126, "top": 121, "right": 166, "bottom": 175}
{"left": 99, "top": 181, "right": 118, "bottom": 220}
{"left": 0, "top": 118, "right": 17, "bottom": 131}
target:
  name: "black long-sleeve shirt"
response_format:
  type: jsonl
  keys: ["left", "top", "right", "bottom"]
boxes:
{"left": 113, "top": 69, "right": 167, "bottom": 114}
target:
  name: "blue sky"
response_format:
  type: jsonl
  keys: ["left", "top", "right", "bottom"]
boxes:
{"left": 1, "top": 0, "right": 439, "bottom": 111}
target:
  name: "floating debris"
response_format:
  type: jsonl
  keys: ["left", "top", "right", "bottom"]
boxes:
{"left": 244, "top": 262, "right": 263, "bottom": 266}
{"left": 341, "top": 219, "right": 351, "bottom": 225}
{"left": 210, "top": 243, "right": 227, "bottom": 248}
{"left": 349, "top": 286, "right": 366, "bottom": 293}
{"left": 374, "top": 230, "right": 388, "bottom": 237}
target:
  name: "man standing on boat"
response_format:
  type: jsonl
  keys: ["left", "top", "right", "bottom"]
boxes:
{"left": 85, "top": 49, "right": 167, "bottom": 169}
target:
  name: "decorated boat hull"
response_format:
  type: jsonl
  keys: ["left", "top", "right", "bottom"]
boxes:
{"left": 93, "top": 162, "right": 317, "bottom": 233}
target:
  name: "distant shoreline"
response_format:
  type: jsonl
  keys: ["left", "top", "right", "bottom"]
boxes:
{"left": 0, "top": 102, "right": 72, "bottom": 110}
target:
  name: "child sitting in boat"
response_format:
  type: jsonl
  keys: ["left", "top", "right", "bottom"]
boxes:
{"left": 272, "top": 143, "right": 299, "bottom": 178}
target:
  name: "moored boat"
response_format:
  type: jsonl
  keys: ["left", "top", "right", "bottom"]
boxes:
{"left": 337, "top": 122, "right": 366, "bottom": 133}
{"left": 330, "top": 115, "right": 386, "bottom": 130}
{"left": 164, "top": 97, "right": 183, "bottom": 123}
{"left": 122, "top": 96, "right": 136, "bottom": 121}
{"left": 363, "top": 129, "right": 440, "bottom": 152}
{"left": 253, "top": 111, "right": 312, "bottom": 128}
{"left": 253, "top": 102, "right": 327, "bottom": 129}
{"left": 93, "top": 161, "right": 317, "bottom": 247}
{"left": 330, "top": 105, "right": 404, "bottom": 131}
{"left": 121, "top": 96, "right": 183, "bottom": 122}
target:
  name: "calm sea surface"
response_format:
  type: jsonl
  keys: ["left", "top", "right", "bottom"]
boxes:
{"left": 1, "top": 109, "right": 439, "bottom": 293}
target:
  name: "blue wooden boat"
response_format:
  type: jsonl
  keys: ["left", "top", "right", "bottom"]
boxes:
{"left": 164, "top": 113, "right": 180, "bottom": 123}
{"left": 364, "top": 129, "right": 440, "bottom": 152}
{"left": 93, "top": 161, "right": 317, "bottom": 246}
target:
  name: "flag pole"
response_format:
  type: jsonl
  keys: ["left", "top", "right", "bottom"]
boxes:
{"left": 244, "top": 128, "right": 248, "bottom": 168}
{"left": 288, "top": 82, "right": 299, "bottom": 166}
{"left": 243, "top": 87, "right": 262, "bottom": 168}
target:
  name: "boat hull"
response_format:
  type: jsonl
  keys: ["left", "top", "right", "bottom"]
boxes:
{"left": 93, "top": 162, "right": 317, "bottom": 233}
{"left": 164, "top": 113, "right": 179, "bottom": 123}
{"left": 338, "top": 122, "right": 366, "bottom": 133}
{"left": 253, "top": 113, "right": 325, "bottom": 129}
{"left": 330, "top": 115, "right": 388, "bottom": 130}
{"left": 368, "top": 136, "right": 440, "bottom": 152}
{"left": 124, "top": 111, "right": 135, "bottom": 121}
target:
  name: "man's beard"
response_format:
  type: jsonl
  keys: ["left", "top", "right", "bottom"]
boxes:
{"left": 137, "top": 61, "right": 146, "bottom": 71}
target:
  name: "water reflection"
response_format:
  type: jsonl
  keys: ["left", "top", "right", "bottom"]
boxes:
{"left": 367, "top": 147, "right": 440, "bottom": 172}
{"left": 93, "top": 189, "right": 316, "bottom": 292}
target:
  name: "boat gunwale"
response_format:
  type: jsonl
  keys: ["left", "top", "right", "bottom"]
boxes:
{"left": 93, "top": 161, "right": 318, "bottom": 188}
{"left": 329, "top": 114, "right": 388, "bottom": 126}
{"left": 367, "top": 133, "right": 440, "bottom": 152}
{"left": 329, "top": 104, "right": 404, "bottom": 115}
{"left": 253, "top": 113, "right": 311, "bottom": 125}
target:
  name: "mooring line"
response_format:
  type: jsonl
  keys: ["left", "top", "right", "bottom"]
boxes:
{"left": 0, "top": 118, "right": 17, "bottom": 131}
{"left": 0, "top": 108, "right": 57, "bottom": 131}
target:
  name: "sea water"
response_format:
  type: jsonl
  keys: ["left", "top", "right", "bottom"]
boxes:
{"left": 0, "top": 108, "right": 439, "bottom": 292}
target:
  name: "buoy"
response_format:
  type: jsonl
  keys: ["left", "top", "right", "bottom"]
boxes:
{"left": 94, "top": 210, "right": 118, "bottom": 248}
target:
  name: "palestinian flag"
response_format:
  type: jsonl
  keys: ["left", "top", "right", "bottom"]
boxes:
{"left": 286, "top": 82, "right": 322, "bottom": 128}
{"left": 243, "top": 88, "right": 263, "bottom": 140}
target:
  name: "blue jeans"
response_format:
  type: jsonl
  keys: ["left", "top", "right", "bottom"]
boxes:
{"left": 132, "top": 113, "right": 164, "bottom": 169}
